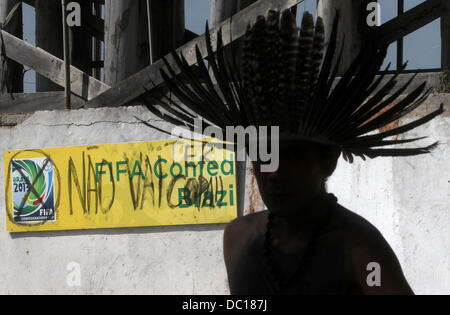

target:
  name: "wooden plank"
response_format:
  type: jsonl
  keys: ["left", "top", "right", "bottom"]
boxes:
{"left": 1, "top": 71, "right": 441, "bottom": 115}
{"left": 1, "top": 30, "right": 110, "bottom": 100}
{"left": 0, "top": 92, "right": 86, "bottom": 113}
{"left": 87, "top": 0, "right": 305, "bottom": 108}
{"left": 152, "top": 72, "right": 446, "bottom": 105}
{"left": 333, "top": 71, "right": 445, "bottom": 95}
{"left": 373, "top": 0, "right": 442, "bottom": 46}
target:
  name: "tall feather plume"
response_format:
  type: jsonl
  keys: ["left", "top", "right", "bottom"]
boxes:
{"left": 306, "top": 12, "right": 341, "bottom": 137}
{"left": 251, "top": 16, "right": 268, "bottom": 126}
{"left": 242, "top": 24, "right": 257, "bottom": 125}
{"left": 280, "top": 9, "right": 300, "bottom": 133}
{"left": 140, "top": 9, "right": 445, "bottom": 163}
{"left": 300, "top": 15, "right": 326, "bottom": 137}
{"left": 272, "top": 12, "right": 290, "bottom": 132}
{"left": 264, "top": 10, "right": 282, "bottom": 127}
{"left": 295, "top": 11, "right": 314, "bottom": 133}
{"left": 309, "top": 17, "right": 325, "bottom": 93}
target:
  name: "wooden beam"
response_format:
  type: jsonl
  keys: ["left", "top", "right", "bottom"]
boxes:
{"left": 373, "top": 0, "right": 442, "bottom": 46}
{"left": 1, "top": 71, "right": 443, "bottom": 115}
{"left": 87, "top": 0, "right": 305, "bottom": 108}
{"left": 0, "top": 92, "right": 86, "bottom": 113}
{"left": 150, "top": 71, "right": 448, "bottom": 106}
{"left": 1, "top": 30, "right": 110, "bottom": 100}
{"left": 333, "top": 71, "right": 446, "bottom": 95}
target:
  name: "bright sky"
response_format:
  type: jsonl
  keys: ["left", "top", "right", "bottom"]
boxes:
{"left": 22, "top": 0, "right": 441, "bottom": 93}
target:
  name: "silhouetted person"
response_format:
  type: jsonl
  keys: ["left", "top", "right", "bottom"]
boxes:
{"left": 224, "top": 142, "right": 415, "bottom": 294}
{"left": 143, "top": 8, "right": 443, "bottom": 296}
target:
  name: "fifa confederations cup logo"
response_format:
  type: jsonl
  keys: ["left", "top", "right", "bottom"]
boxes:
{"left": 11, "top": 158, "right": 55, "bottom": 223}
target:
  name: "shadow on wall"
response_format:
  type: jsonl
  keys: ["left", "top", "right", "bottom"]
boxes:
{"left": 9, "top": 222, "right": 228, "bottom": 239}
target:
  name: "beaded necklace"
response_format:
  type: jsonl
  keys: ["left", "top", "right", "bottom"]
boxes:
{"left": 263, "top": 193, "right": 337, "bottom": 293}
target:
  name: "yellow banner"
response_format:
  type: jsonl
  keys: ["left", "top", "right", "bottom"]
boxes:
{"left": 4, "top": 138, "right": 237, "bottom": 232}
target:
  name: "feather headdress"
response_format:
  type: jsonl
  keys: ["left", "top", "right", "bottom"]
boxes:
{"left": 140, "top": 9, "right": 444, "bottom": 163}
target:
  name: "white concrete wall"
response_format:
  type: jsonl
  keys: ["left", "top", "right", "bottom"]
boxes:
{"left": 0, "top": 106, "right": 229, "bottom": 294}
{"left": 0, "top": 94, "right": 448, "bottom": 294}
{"left": 328, "top": 94, "right": 450, "bottom": 295}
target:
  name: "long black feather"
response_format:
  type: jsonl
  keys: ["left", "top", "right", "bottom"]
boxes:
{"left": 140, "top": 9, "right": 444, "bottom": 164}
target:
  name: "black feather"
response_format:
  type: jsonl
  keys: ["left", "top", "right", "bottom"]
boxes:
{"left": 139, "top": 9, "right": 444, "bottom": 164}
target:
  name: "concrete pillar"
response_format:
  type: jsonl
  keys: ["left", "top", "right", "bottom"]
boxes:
{"left": 210, "top": 0, "right": 238, "bottom": 28}
{"left": 209, "top": 0, "right": 256, "bottom": 77}
{"left": 104, "top": 0, "right": 185, "bottom": 86}
{"left": 317, "top": 0, "right": 372, "bottom": 74}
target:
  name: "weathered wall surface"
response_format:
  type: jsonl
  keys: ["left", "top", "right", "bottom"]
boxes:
{"left": 328, "top": 93, "right": 450, "bottom": 295}
{"left": 0, "top": 94, "right": 448, "bottom": 294}
{"left": 0, "top": 106, "right": 228, "bottom": 294}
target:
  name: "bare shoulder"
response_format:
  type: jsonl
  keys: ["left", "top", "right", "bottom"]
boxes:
{"left": 224, "top": 211, "right": 267, "bottom": 246}
{"left": 325, "top": 203, "right": 384, "bottom": 241}
{"left": 223, "top": 210, "right": 267, "bottom": 271}
{"left": 327, "top": 203, "right": 398, "bottom": 258}
{"left": 328, "top": 203, "right": 414, "bottom": 294}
